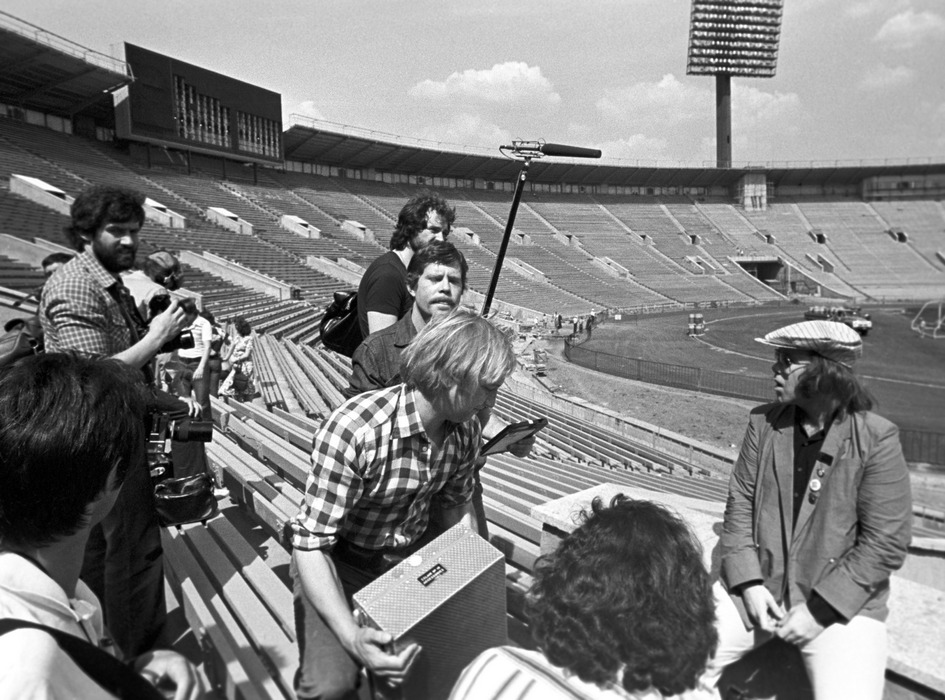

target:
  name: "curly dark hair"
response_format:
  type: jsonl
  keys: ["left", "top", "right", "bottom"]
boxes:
{"left": 388, "top": 189, "right": 456, "bottom": 251}
{"left": 527, "top": 495, "right": 718, "bottom": 696}
{"left": 233, "top": 316, "right": 252, "bottom": 336}
{"left": 65, "top": 185, "right": 146, "bottom": 251}
{"left": 796, "top": 354, "right": 874, "bottom": 418}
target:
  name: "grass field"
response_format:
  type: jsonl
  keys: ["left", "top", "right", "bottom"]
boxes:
{"left": 582, "top": 305, "right": 945, "bottom": 434}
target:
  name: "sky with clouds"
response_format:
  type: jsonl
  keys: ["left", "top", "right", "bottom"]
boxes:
{"left": 4, "top": 0, "right": 943, "bottom": 166}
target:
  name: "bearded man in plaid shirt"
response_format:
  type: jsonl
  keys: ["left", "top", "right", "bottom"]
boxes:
{"left": 39, "top": 185, "right": 196, "bottom": 658}
{"left": 289, "top": 308, "right": 517, "bottom": 700}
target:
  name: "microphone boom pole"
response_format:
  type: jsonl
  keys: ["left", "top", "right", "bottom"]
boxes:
{"left": 481, "top": 159, "right": 531, "bottom": 318}
{"left": 481, "top": 140, "right": 600, "bottom": 318}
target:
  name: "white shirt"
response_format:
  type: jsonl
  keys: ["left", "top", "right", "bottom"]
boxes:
{"left": 177, "top": 315, "right": 212, "bottom": 360}
{"left": 0, "top": 551, "right": 119, "bottom": 699}
{"left": 450, "top": 646, "right": 662, "bottom": 700}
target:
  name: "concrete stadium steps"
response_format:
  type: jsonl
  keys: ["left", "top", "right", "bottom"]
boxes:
{"left": 871, "top": 200, "right": 945, "bottom": 273}
{"left": 0, "top": 254, "right": 43, "bottom": 292}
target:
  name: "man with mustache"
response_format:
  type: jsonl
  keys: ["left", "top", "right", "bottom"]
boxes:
{"left": 357, "top": 189, "right": 455, "bottom": 338}
{"left": 347, "top": 240, "right": 467, "bottom": 396}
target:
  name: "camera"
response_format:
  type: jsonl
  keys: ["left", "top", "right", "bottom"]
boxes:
{"left": 147, "top": 294, "right": 195, "bottom": 353}
{"left": 147, "top": 411, "right": 213, "bottom": 482}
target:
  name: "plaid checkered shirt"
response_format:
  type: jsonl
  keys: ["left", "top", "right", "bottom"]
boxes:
{"left": 290, "top": 384, "right": 481, "bottom": 552}
{"left": 40, "top": 249, "right": 137, "bottom": 356}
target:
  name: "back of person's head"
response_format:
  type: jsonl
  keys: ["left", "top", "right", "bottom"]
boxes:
{"left": 528, "top": 495, "right": 718, "bottom": 697}
{"left": 401, "top": 308, "right": 515, "bottom": 396}
{"left": 65, "top": 185, "right": 146, "bottom": 251}
{"left": 406, "top": 240, "right": 468, "bottom": 291}
{"left": 41, "top": 252, "right": 74, "bottom": 270}
{"left": 178, "top": 298, "right": 198, "bottom": 317}
{"left": 233, "top": 316, "right": 252, "bottom": 337}
{"left": 389, "top": 189, "right": 456, "bottom": 251}
{"left": 142, "top": 250, "right": 182, "bottom": 289}
{"left": 0, "top": 354, "right": 147, "bottom": 549}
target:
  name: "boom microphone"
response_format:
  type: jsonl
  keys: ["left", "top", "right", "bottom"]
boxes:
{"left": 538, "top": 142, "right": 602, "bottom": 158}
{"left": 500, "top": 141, "right": 602, "bottom": 159}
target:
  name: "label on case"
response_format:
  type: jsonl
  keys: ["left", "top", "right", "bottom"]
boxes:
{"left": 418, "top": 563, "right": 447, "bottom": 587}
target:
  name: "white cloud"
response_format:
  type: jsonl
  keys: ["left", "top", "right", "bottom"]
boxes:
{"left": 409, "top": 62, "right": 561, "bottom": 105}
{"left": 414, "top": 113, "right": 512, "bottom": 150}
{"left": 858, "top": 63, "right": 916, "bottom": 90}
{"left": 732, "top": 85, "right": 803, "bottom": 129}
{"left": 875, "top": 9, "right": 945, "bottom": 50}
{"left": 290, "top": 100, "right": 326, "bottom": 121}
{"left": 596, "top": 74, "right": 799, "bottom": 132}
{"left": 596, "top": 74, "right": 711, "bottom": 127}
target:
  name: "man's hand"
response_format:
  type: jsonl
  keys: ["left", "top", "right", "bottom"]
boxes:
{"left": 132, "top": 650, "right": 204, "bottom": 700}
{"left": 740, "top": 583, "right": 785, "bottom": 633}
{"left": 776, "top": 603, "right": 825, "bottom": 646}
{"left": 347, "top": 627, "right": 420, "bottom": 684}
{"left": 507, "top": 434, "right": 536, "bottom": 458}
{"left": 148, "top": 300, "right": 187, "bottom": 346}
{"left": 181, "top": 397, "right": 202, "bottom": 418}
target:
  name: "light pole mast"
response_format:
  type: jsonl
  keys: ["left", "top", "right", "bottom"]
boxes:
{"left": 686, "top": 0, "right": 784, "bottom": 169}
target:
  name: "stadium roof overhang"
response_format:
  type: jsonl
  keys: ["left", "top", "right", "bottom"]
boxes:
{"left": 283, "top": 123, "right": 755, "bottom": 188}
{"left": 284, "top": 122, "right": 945, "bottom": 190}
{"left": 0, "top": 15, "right": 133, "bottom": 121}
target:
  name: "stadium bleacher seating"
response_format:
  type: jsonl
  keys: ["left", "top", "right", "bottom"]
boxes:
{"left": 2, "top": 116, "right": 943, "bottom": 699}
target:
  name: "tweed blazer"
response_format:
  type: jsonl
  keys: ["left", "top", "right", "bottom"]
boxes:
{"left": 721, "top": 402, "right": 912, "bottom": 623}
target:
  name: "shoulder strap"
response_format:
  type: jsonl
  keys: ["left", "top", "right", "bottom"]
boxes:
{"left": 0, "top": 618, "right": 165, "bottom": 700}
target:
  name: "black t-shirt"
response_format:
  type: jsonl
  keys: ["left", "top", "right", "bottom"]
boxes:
{"left": 357, "top": 251, "right": 412, "bottom": 337}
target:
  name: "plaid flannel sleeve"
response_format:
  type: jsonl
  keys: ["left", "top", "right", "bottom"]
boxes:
{"left": 42, "top": 277, "right": 117, "bottom": 357}
{"left": 290, "top": 410, "right": 366, "bottom": 551}
{"left": 436, "top": 419, "right": 482, "bottom": 509}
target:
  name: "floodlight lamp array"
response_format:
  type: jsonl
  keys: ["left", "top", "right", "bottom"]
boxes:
{"left": 686, "top": 0, "right": 784, "bottom": 77}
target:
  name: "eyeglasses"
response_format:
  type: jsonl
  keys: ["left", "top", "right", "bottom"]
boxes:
{"left": 775, "top": 350, "right": 812, "bottom": 370}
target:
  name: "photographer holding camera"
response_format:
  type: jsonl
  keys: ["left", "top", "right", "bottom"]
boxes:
{"left": 40, "top": 185, "right": 202, "bottom": 658}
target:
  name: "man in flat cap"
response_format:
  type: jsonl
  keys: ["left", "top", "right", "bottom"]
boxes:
{"left": 689, "top": 320, "right": 911, "bottom": 700}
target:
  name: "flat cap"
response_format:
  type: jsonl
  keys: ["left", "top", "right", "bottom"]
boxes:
{"left": 755, "top": 320, "right": 862, "bottom": 367}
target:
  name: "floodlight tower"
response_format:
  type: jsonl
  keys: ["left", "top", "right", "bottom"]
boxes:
{"left": 687, "top": 0, "right": 784, "bottom": 168}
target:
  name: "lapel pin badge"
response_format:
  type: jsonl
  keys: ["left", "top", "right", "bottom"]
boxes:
{"left": 809, "top": 478, "right": 822, "bottom": 492}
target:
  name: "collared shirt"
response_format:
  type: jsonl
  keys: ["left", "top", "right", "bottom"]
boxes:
{"left": 449, "top": 646, "right": 659, "bottom": 700}
{"left": 347, "top": 312, "right": 417, "bottom": 398}
{"left": 792, "top": 414, "right": 828, "bottom": 525}
{"left": 40, "top": 249, "right": 135, "bottom": 357}
{"left": 0, "top": 552, "right": 118, "bottom": 699}
{"left": 290, "top": 384, "right": 480, "bottom": 552}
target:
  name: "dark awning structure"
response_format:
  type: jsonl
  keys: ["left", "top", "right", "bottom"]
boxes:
{"left": 283, "top": 118, "right": 944, "bottom": 190}
{"left": 0, "top": 11, "right": 133, "bottom": 121}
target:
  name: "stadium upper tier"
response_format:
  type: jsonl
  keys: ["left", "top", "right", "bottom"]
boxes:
{"left": 1, "top": 118, "right": 943, "bottom": 316}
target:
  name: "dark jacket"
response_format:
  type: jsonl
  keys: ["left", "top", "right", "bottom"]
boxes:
{"left": 721, "top": 402, "right": 912, "bottom": 623}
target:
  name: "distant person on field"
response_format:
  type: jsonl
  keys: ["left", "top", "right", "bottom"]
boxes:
{"left": 357, "top": 189, "right": 455, "bottom": 337}
{"left": 688, "top": 320, "right": 911, "bottom": 700}
{"left": 0, "top": 353, "right": 202, "bottom": 700}
{"left": 451, "top": 496, "right": 718, "bottom": 700}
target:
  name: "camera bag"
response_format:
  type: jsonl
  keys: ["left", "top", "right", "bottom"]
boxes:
{"left": 153, "top": 473, "right": 217, "bottom": 527}
{"left": 0, "top": 317, "right": 44, "bottom": 369}
{"left": 319, "top": 290, "right": 363, "bottom": 357}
